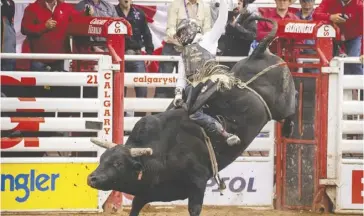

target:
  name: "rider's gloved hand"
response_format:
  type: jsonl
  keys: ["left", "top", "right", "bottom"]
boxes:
{"left": 173, "top": 94, "right": 183, "bottom": 107}
{"left": 173, "top": 88, "right": 184, "bottom": 108}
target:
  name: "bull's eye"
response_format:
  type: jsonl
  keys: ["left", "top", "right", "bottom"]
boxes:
{"left": 113, "top": 161, "right": 123, "bottom": 168}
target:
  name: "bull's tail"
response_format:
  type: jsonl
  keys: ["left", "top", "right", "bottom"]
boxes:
{"left": 245, "top": 16, "right": 278, "bottom": 59}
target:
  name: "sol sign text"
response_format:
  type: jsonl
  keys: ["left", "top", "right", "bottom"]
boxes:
{"left": 206, "top": 176, "right": 257, "bottom": 193}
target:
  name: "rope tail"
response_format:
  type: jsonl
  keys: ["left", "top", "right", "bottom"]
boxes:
{"left": 200, "top": 127, "right": 226, "bottom": 194}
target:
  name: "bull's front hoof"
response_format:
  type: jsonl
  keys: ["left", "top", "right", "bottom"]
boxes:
{"left": 227, "top": 135, "right": 240, "bottom": 146}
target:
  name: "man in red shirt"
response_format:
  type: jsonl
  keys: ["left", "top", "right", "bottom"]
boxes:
{"left": 313, "top": 0, "right": 363, "bottom": 75}
{"left": 21, "top": 0, "right": 85, "bottom": 71}
{"left": 256, "top": 0, "right": 299, "bottom": 54}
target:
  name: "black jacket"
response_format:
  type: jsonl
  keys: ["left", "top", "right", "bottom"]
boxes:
{"left": 115, "top": 5, "right": 154, "bottom": 54}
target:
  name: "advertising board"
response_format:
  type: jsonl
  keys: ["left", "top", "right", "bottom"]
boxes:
{"left": 1, "top": 163, "right": 98, "bottom": 211}
{"left": 338, "top": 164, "right": 364, "bottom": 210}
{"left": 203, "top": 161, "right": 272, "bottom": 206}
{"left": 122, "top": 160, "right": 274, "bottom": 207}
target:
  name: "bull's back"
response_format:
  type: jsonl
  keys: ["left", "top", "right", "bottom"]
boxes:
{"left": 231, "top": 52, "right": 295, "bottom": 121}
{"left": 231, "top": 53, "right": 281, "bottom": 80}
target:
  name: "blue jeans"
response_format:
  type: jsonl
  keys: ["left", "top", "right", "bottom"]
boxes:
{"left": 1, "top": 59, "right": 16, "bottom": 97}
{"left": 189, "top": 108, "right": 224, "bottom": 135}
{"left": 344, "top": 36, "right": 363, "bottom": 75}
{"left": 31, "top": 60, "right": 65, "bottom": 72}
{"left": 124, "top": 61, "right": 147, "bottom": 98}
{"left": 1, "top": 59, "right": 15, "bottom": 71}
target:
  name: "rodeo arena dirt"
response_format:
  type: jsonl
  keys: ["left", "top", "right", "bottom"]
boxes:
{"left": 0, "top": 208, "right": 345, "bottom": 216}
{"left": 1, "top": 0, "right": 363, "bottom": 215}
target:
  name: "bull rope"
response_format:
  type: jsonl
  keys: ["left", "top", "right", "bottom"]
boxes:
{"left": 190, "top": 60, "right": 288, "bottom": 120}
{"left": 234, "top": 62, "right": 288, "bottom": 120}
{"left": 200, "top": 127, "right": 226, "bottom": 194}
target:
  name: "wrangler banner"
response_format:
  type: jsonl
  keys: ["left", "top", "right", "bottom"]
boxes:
{"left": 1, "top": 163, "right": 98, "bottom": 210}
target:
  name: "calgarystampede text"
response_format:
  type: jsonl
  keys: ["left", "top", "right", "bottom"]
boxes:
{"left": 133, "top": 76, "right": 177, "bottom": 85}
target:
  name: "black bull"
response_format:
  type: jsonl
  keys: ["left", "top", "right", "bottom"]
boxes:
{"left": 87, "top": 17, "right": 296, "bottom": 216}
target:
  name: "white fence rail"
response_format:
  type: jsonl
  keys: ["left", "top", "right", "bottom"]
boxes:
{"left": 1, "top": 117, "right": 102, "bottom": 132}
{"left": 1, "top": 137, "right": 101, "bottom": 152}
{"left": 1, "top": 72, "right": 99, "bottom": 86}
{"left": 327, "top": 57, "right": 364, "bottom": 214}
{"left": 1, "top": 98, "right": 101, "bottom": 112}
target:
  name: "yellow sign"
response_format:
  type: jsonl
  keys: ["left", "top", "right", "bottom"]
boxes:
{"left": 1, "top": 163, "right": 98, "bottom": 210}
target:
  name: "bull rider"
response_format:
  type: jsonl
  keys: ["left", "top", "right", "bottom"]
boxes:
{"left": 172, "top": 0, "right": 242, "bottom": 146}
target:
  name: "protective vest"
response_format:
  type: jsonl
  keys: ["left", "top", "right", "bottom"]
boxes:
{"left": 181, "top": 43, "right": 214, "bottom": 78}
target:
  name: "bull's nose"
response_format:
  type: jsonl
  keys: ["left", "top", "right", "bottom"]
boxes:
{"left": 87, "top": 175, "right": 97, "bottom": 187}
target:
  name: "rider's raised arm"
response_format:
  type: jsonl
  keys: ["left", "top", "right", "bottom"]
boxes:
{"left": 198, "top": 0, "right": 229, "bottom": 55}
{"left": 175, "top": 55, "right": 187, "bottom": 90}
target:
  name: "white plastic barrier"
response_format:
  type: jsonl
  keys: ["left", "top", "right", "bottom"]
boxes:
{"left": 0, "top": 53, "right": 113, "bottom": 212}
{"left": 121, "top": 54, "right": 275, "bottom": 208}
{"left": 326, "top": 57, "right": 364, "bottom": 214}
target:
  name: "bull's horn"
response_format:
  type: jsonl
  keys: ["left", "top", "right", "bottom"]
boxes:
{"left": 90, "top": 138, "right": 117, "bottom": 149}
{"left": 130, "top": 148, "right": 153, "bottom": 157}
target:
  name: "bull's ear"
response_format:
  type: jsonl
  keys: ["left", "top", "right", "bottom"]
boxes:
{"left": 132, "top": 161, "right": 143, "bottom": 171}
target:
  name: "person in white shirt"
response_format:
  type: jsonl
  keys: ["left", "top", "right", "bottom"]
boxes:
{"left": 172, "top": 0, "right": 240, "bottom": 146}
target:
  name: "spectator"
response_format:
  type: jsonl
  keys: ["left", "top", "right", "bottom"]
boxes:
{"left": 313, "top": 0, "right": 363, "bottom": 75}
{"left": 75, "top": 0, "right": 117, "bottom": 17}
{"left": 115, "top": 0, "right": 154, "bottom": 117}
{"left": 296, "top": 0, "right": 314, "bottom": 21}
{"left": 209, "top": 0, "right": 220, "bottom": 25}
{"left": 296, "top": 0, "right": 318, "bottom": 73}
{"left": 21, "top": 0, "right": 83, "bottom": 71}
{"left": 75, "top": 0, "right": 118, "bottom": 52}
{"left": 1, "top": 0, "right": 16, "bottom": 71}
{"left": 154, "top": 0, "right": 212, "bottom": 99}
{"left": 296, "top": 0, "right": 315, "bottom": 48}
{"left": 1, "top": 0, "right": 15, "bottom": 99}
{"left": 256, "top": 0, "right": 299, "bottom": 54}
{"left": 210, "top": 0, "right": 235, "bottom": 24}
{"left": 218, "top": 0, "right": 257, "bottom": 68}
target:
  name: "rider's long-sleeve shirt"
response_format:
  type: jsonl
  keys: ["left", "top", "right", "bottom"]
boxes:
{"left": 175, "top": 0, "right": 229, "bottom": 90}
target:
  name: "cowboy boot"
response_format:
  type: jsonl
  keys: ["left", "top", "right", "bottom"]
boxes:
{"left": 211, "top": 121, "right": 241, "bottom": 146}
